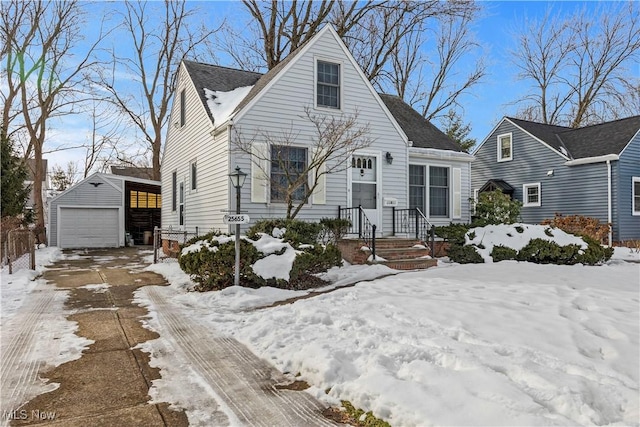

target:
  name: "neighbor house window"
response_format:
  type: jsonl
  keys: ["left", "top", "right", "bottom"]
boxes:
{"left": 497, "top": 133, "right": 512, "bottom": 162}
{"left": 429, "top": 166, "right": 449, "bottom": 217}
{"left": 171, "top": 171, "right": 177, "bottom": 211}
{"left": 190, "top": 161, "right": 197, "bottom": 190}
{"left": 633, "top": 177, "right": 640, "bottom": 215}
{"left": 270, "top": 145, "right": 307, "bottom": 202}
{"left": 179, "top": 89, "right": 186, "bottom": 127}
{"left": 523, "top": 183, "right": 541, "bottom": 207}
{"left": 409, "top": 165, "right": 425, "bottom": 213}
{"left": 317, "top": 61, "right": 340, "bottom": 108}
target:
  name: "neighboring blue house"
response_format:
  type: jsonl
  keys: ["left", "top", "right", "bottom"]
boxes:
{"left": 471, "top": 116, "right": 640, "bottom": 244}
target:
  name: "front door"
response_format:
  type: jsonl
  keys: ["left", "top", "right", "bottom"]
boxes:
{"left": 351, "top": 154, "right": 380, "bottom": 233}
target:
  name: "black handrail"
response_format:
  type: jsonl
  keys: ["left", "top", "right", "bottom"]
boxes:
{"left": 338, "top": 205, "right": 376, "bottom": 261}
{"left": 391, "top": 207, "right": 434, "bottom": 255}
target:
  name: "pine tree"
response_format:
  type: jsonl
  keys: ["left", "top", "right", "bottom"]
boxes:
{"left": 441, "top": 110, "right": 476, "bottom": 153}
{"left": 1, "top": 134, "right": 31, "bottom": 218}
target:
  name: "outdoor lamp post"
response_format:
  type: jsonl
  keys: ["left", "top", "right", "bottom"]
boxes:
{"left": 228, "top": 166, "right": 247, "bottom": 286}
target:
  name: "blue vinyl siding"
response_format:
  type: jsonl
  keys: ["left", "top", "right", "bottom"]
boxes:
{"left": 616, "top": 136, "right": 640, "bottom": 241}
{"left": 472, "top": 120, "right": 610, "bottom": 226}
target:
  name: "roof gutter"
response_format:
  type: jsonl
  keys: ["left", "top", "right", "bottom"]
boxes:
{"left": 409, "top": 147, "right": 475, "bottom": 162}
{"left": 564, "top": 154, "right": 619, "bottom": 166}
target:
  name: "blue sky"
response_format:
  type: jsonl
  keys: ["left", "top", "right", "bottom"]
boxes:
{"left": 43, "top": 0, "right": 612, "bottom": 174}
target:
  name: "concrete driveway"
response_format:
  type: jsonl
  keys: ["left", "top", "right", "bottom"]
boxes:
{"left": 3, "top": 248, "right": 338, "bottom": 426}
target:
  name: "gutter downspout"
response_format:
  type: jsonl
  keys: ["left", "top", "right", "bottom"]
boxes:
{"left": 607, "top": 159, "right": 612, "bottom": 246}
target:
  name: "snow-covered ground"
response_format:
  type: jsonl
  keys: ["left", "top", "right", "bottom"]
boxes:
{"left": 2, "top": 241, "right": 638, "bottom": 426}
{"left": 140, "top": 239, "right": 639, "bottom": 426}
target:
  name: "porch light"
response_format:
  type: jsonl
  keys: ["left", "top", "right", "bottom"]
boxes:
{"left": 228, "top": 166, "right": 247, "bottom": 189}
{"left": 385, "top": 151, "right": 393, "bottom": 164}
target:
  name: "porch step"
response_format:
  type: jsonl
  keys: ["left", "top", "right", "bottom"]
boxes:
{"left": 380, "top": 258, "right": 438, "bottom": 270}
{"left": 337, "top": 237, "right": 436, "bottom": 271}
{"left": 375, "top": 246, "right": 431, "bottom": 261}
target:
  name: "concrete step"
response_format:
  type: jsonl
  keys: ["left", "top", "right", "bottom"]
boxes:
{"left": 373, "top": 238, "right": 425, "bottom": 249}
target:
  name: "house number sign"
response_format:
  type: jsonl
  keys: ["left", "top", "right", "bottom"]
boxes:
{"left": 223, "top": 214, "right": 250, "bottom": 224}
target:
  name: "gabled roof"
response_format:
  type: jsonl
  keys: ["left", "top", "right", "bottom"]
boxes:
{"left": 181, "top": 30, "right": 458, "bottom": 152}
{"left": 479, "top": 179, "right": 514, "bottom": 194}
{"left": 505, "top": 115, "right": 640, "bottom": 160}
{"left": 379, "top": 94, "right": 461, "bottom": 152}
{"left": 182, "top": 60, "right": 262, "bottom": 123}
{"left": 506, "top": 118, "right": 571, "bottom": 153}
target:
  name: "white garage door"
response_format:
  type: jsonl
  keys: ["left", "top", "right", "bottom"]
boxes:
{"left": 59, "top": 208, "right": 119, "bottom": 249}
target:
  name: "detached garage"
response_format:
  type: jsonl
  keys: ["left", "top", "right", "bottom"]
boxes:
{"left": 48, "top": 172, "right": 161, "bottom": 249}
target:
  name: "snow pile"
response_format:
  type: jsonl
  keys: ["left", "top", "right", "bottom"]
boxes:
{"left": 203, "top": 85, "right": 253, "bottom": 126}
{"left": 465, "top": 223, "right": 588, "bottom": 262}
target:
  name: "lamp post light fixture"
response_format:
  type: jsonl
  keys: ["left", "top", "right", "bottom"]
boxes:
{"left": 228, "top": 166, "right": 247, "bottom": 286}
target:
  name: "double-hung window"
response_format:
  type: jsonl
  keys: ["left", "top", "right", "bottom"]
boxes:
{"left": 523, "top": 183, "right": 541, "bottom": 207}
{"left": 317, "top": 61, "right": 340, "bottom": 109}
{"left": 429, "top": 166, "right": 449, "bottom": 217}
{"left": 270, "top": 145, "right": 308, "bottom": 202}
{"left": 409, "top": 165, "right": 425, "bottom": 213}
{"left": 633, "top": 177, "right": 640, "bottom": 215}
{"left": 497, "top": 133, "right": 512, "bottom": 162}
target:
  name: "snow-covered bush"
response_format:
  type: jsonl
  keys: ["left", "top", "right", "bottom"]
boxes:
{"left": 178, "top": 225, "right": 343, "bottom": 292}
{"left": 448, "top": 224, "right": 613, "bottom": 265}
{"left": 247, "top": 218, "right": 322, "bottom": 245}
{"left": 472, "top": 190, "right": 522, "bottom": 226}
{"left": 541, "top": 213, "right": 610, "bottom": 244}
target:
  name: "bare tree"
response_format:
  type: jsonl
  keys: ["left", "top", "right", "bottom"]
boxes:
{"left": 98, "top": 0, "right": 222, "bottom": 181}
{"left": 2, "top": 0, "right": 105, "bottom": 242}
{"left": 511, "top": 3, "right": 640, "bottom": 127}
{"left": 401, "top": 12, "right": 485, "bottom": 121}
{"left": 217, "top": 1, "right": 482, "bottom": 122}
{"left": 234, "top": 108, "right": 373, "bottom": 219}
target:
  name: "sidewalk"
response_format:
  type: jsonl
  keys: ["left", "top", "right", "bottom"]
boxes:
{"left": 3, "top": 248, "right": 338, "bottom": 426}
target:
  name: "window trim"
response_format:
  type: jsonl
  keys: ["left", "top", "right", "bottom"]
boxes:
{"left": 428, "top": 165, "right": 450, "bottom": 218}
{"left": 409, "top": 164, "right": 426, "bottom": 214}
{"left": 315, "top": 58, "right": 342, "bottom": 110}
{"left": 190, "top": 160, "right": 197, "bottom": 191}
{"left": 633, "top": 176, "right": 640, "bottom": 216}
{"left": 523, "top": 182, "right": 541, "bottom": 207}
{"left": 497, "top": 132, "right": 513, "bottom": 162}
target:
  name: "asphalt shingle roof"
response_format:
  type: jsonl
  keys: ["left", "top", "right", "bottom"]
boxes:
{"left": 183, "top": 56, "right": 459, "bottom": 153}
{"left": 507, "top": 115, "right": 640, "bottom": 159}
{"left": 182, "top": 60, "right": 262, "bottom": 123}
{"left": 557, "top": 116, "right": 640, "bottom": 158}
{"left": 378, "top": 94, "right": 461, "bottom": 152}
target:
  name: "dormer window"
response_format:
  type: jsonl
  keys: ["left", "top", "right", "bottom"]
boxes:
{"left": 317, "top": 61, "right": 340, "bottom": 109}
{"left": 497, "top": 133, "right": 512, "bottom": 162}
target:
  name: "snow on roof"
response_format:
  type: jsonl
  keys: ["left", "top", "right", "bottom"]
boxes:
{"left": 204, "top": 85, "right": 254, "bottom": 126}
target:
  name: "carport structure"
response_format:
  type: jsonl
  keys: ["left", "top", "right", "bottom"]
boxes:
{"left": 48, "top": 172, "right": 161, "bottom": 248}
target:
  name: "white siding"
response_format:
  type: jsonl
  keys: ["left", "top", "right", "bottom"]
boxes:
{"left": 230, "top": 27, "right": 409, "bottom": 235}
{"left": 161, "top": 62, "right": 230, "bottom": 234}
